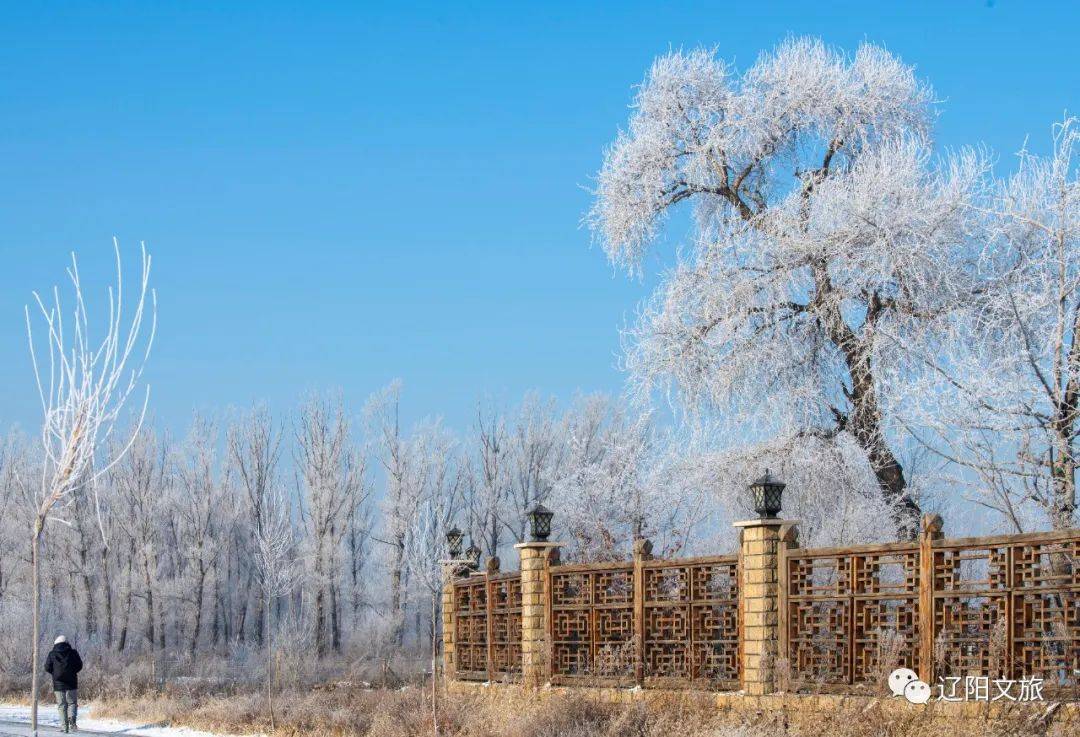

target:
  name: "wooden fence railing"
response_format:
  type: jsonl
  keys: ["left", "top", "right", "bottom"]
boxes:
{"left": 446, "top": 524, "right": 1078, "bottom": 696}
{"left": 545, "top": 554, "right": 740, "bottom": 688}
{"left": 779, "top": 529, "right": 1079, "bottom": 694}
{"left": 641, "top": 556, "right": 740, "bottom": 688}
{"left": 549, "top": 561, "right": 635, "bottom": 685}
{"left": 452, "top": 571, "right": 522, "bottom": 682}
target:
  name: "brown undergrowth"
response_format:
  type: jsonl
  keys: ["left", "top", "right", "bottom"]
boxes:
{"left": 86, "top": 684, "right": 1077, "bottom": 737}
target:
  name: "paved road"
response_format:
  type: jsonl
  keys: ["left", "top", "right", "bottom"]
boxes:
{"left": 0, "top": 720, "right": 118, "bottom": 736}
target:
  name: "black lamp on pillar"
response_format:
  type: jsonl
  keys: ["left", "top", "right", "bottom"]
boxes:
{"left": 749, "top": 470, "right": 785, "bottom": 519}
{"left": 446, "top": 526, "right": 464, "bottom": 559}
{"left": 526, "top": 504, "right": 554, "bottom": 542}
{"left": 464, "top": 540, "right": 482, "bottom": 570}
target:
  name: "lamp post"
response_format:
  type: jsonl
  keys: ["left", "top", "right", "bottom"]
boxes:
{"left": 749, "top": 470, "right": 785, "bottom": 519}
{"left": 526, "top": 504, "right": 554, "bottom": 542}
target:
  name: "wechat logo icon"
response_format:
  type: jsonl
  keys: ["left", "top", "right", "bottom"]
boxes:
{"left": 889, "top": 668, "right": 931, "bottom": 704}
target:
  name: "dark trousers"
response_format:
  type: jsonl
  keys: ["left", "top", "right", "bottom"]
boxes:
{"left": 55, "top": 688, "right": 78, "bottom": 726}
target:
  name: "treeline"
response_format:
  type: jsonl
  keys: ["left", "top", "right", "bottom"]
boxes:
{"left": 0, "top": 385, "right": 708, "bottom": 671}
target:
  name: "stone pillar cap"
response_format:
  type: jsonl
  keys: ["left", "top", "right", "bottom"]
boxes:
{"left": 513, "top": 541, "right": 562, "bottom": 550}
{"left": 732, "top": 518, "right": 799, "bottom": 528}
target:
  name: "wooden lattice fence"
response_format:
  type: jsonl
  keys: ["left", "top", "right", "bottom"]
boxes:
{"left": 545, "top": 554, "right": 740, "bottom": 688}
{"left": 446, "top": 524, "right": 1078, "bottom": 696}
{"left": 641, "top": 557, "right": 740, "bottom": 688}
{"left": 550, "top": 562, "right": 635, "bottom": 684}
{"left": 452, "top": 576, "right": 488, "bottom": 680}
{"left": 779, "top": 529, "right": 1080, "bottom": 694}
{"left": 452, "top": 571, "right": 522, "bottom": 682}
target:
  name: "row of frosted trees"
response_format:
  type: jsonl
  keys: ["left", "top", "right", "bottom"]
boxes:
{"left": 0, "top": 385, "right": 723, "bottom": 673}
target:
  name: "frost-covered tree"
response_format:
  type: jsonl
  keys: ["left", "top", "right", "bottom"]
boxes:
{"left": 471, "top": 403, "right": 510, "bottom": 556}
{"left": 906, "top": 118, "right": 1080, "bottom": 532}
{"left": 549, "top": 394, "right": 709, "bottom": 560}
{"left": 366, "top": 382, "right": 462, "bottom": 645}
{"left": 296, "top": 394, "right": 368, "bottom": 654}
{"left": 502, "top": 393, "right": 566, "bottom": 544}
{"left": 23, "top": 243, "right": 155, "bottom": 735}
{"left": 111, "top": 428, "right": 170, "bottom": 650}
{"left": 252, "top": 489, "right": 297, "bottom": 731}
{"left": 589, "top": 39, "right": 987, "bottom": 539}
{"left": 228, "top": 406, "right": 283, "bottom": 646}
{"left": 173, "top": 417, "right": 228, "bottom": 655}
{"left": 365, "top": 381, "right": 416, "bottom": 644}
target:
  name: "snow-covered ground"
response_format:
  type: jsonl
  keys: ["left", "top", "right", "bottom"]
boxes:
{"left": 0, "top": 704, "right": 262, "bottom": 737}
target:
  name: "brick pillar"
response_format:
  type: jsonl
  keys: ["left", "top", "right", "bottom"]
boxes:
{"left": 441, "top": 561, "right": 467, "bottom": 681}
{"left": 515, "top": 541, "right": 560, "bottom": 687}
{"left": 735, "top": 518, "right": 797, "bottom": 695}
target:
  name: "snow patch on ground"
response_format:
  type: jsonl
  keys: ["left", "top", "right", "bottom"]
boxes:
{"left": 0, "top": 704, "right": 264, "bottom": 737}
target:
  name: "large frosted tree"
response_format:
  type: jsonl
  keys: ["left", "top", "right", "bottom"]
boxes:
{"left": 589, "top": 39, "right": 986, "bottom": 538}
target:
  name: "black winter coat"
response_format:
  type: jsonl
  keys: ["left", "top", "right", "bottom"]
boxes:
{"left": 44, "top": 642, "right": 82, "bottom": 691}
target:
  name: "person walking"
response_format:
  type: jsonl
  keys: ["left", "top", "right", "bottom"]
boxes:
{"left": 44, "top": 635, "right": 82, "bottom": 733}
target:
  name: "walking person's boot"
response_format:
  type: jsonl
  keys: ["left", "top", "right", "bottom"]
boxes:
{"left": 58, "top": 700, "right": 69, "bottom": 733}
{"left": 70, "top": 702, "right": 79, "bottom": 732}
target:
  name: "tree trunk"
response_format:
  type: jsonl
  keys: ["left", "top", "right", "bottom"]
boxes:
{"left": 254, "top": 587, "right": 265, "bottom": 646}
{"left": 348, "top": 515, "right": 361, "bottom": 621}
{"left": 142, "top": 556, "right": 156, "bottom": 648}
{"left": 101, "top": 547, "right": 114, "bottom": 649}
{"left": 314, "top": 570, "right": 326, "bottom": 655}
{"left": 190, "top": 564, "right": 207, "bottom": 656}
{"left": 211, "top": 571, "right": 221, "bottom": 650}
{"left": 30, "top": 523, "right": 42, "bottom": 737}
{"left": 118, "top": 541, "right": 136, "bottom": 652}
{"left": 330, "top": 581, "right": 341, "bottom": 652}
{"left": 816, "top": 270, "right": 920, "bottom": 539}
{"left": 1051, "top": 422, "right": 1078, "bottom": 531}
{"left": 390, "top": 536, "right": 405, "bottom": 645}
{"left": 158, "top": 589, "right": 167, "bottom": 651}
{"left": 266, "top": 594, "right": 275, "bottom": 731}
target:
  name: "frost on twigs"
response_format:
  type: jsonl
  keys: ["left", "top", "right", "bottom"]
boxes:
{"left": 26, "top": 239, "right": 156, "bottom": 528}
{"left": 900, "top": 117, "right": 1080, "bottom": 532}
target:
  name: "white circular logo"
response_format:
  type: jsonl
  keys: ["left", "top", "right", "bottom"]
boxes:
{"left": 888, "top": 667, "right": 919, "bottom": 697}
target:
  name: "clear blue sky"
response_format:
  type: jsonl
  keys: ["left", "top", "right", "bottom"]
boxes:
{"left": 1, "top": 1, "right": 1077, "bottom": 437}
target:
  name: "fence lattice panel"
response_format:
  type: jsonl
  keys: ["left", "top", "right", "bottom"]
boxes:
{"left": 453, "top": 577, "right": 488, "bottom": 681}
{"left": 550, "top": 563, "right": 635, "bottom": 684}
{"left": 932, "top": 535, "right": 1079, "bottom": 689}
{"left": 643, "top": 556, "right": 740, "bottom": 688}
{"left": 452, "top": 573, "right": 523, "bottom": 681}
{"left": 784, "top": 544, "right": 920, "bottom": 687}
{"left": 490, "top": 573, "right": 523, "bottom": 678}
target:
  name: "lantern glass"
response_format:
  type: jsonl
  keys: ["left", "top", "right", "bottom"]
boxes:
{"left": 446, "top": 526, "right": 464, "bottom": 559}
{"left": 750, "top": 470, "right": 786, "bottom": 518}
{"left": 465, "top": 542, "right": 482, "bottom": 570}
{"left": 527, "top": 504, "right": 554, "bottom": 542}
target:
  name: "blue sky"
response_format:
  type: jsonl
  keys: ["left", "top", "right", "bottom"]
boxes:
{"left": 1, "top": 1, "right": 1077, "bottom": 437}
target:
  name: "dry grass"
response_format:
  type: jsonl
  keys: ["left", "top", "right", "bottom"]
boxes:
{"left": 85, "top": 684, "right": 1078, "bottom": 737}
